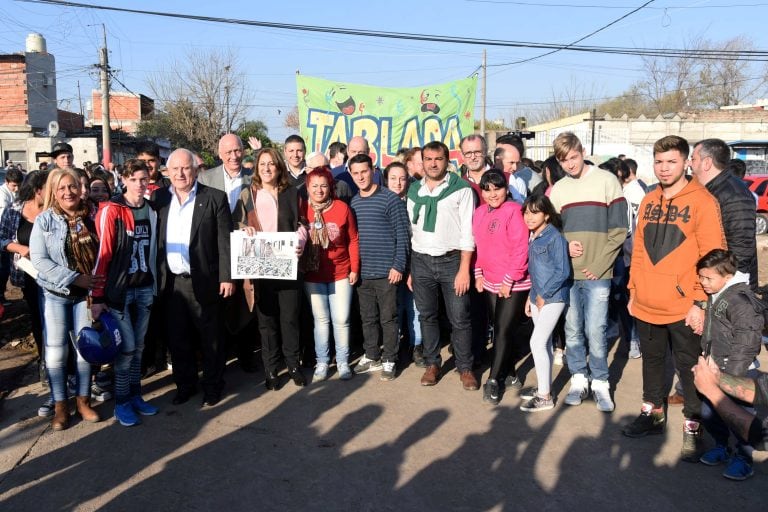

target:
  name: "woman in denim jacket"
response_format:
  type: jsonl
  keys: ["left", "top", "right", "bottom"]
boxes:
{"left": 520, "top": 194, "right": 572, "bottom": 412}
{"left": 30, "top": 168, "right": 103, "bottom": 431}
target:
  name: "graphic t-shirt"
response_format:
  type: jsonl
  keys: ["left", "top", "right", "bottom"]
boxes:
{"left": 126, "top": 202, "right": 154, "bottom": 288}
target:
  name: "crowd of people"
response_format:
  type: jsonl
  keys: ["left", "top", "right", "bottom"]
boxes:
{"left": 1, "top": 131, "right": 766, "bottom": 481}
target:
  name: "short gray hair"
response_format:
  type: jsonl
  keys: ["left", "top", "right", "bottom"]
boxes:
{"left": 167, "top": 148, "right": 197, "bottom": 170}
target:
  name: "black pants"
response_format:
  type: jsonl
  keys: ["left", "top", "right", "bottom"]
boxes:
{"left": 0, "top": 251, "right": 10, "bottom": 299}
{"left": 143, "top": 294, "right": 168, "bottom": 371}
{"left": 637, "top": 318, "right": 702, "bottom": 420}
{"left": 22, "top": 275, "right": 44, "bottom": 360}
{"left": 256, "top": 278, "right": 301, "bottom": 373}
{"left": 358, "top": 277, "right": 399, "bottom": 363}
{"left": 166, "top": 275, "right": 226, "bottom": 396}
{"left": 486, "top": 290, "right": 529, "bottom": 381}
{"left": 469, "top": 278, "right": 489, "bottom": 360}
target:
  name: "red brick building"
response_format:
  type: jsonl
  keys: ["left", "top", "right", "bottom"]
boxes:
{"left": 90, "top": 91, "right": 154, "bottom": 135}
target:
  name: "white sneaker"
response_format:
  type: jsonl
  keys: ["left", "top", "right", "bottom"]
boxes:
{"left": 38, "top": 396, "right": 55, "bottom": 417}
{"left": 591, "top": 379, "right": 615, "bottom": 412}
{"left": 355, "top": 356, "right": 383, "bottom": 374}
{"left": 564, "top": 374, "right": 589, "bottom": 406}
{"left": 553, "top": 348, "right": 564, "bottom": 366}
{"left": 314, "top": 363, "right": 329, "bottom": 381}
{"left": 629, "top": 341, "right": 642, "bottom": 359}
{"left": 338, "top": 363, "right": 353, "bottom": 380}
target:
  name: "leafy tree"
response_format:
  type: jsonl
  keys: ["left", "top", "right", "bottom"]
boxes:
{"left": 236, "top": 120, "right": 272, "bottom": 148}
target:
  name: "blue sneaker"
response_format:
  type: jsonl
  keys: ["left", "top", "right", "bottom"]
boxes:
{"left": 722, "top": 455, "right": 754, "bottom": 481}
{"left": 130, "top": 396, "right": 159, "bottom": 416}
{"left": 114, "top": 402, "right": 141, "bottom": 427}
{"left": 699, "top": 445, "right": 729, "bottom": 466}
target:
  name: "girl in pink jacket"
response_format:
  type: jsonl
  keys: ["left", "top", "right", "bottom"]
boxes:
{"left": 472, "top": 169, "right": 531, "bottom": 405}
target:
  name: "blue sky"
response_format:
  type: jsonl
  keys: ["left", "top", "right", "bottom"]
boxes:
{"left": 2, "top": 0, "right": 767, "bottom": 142}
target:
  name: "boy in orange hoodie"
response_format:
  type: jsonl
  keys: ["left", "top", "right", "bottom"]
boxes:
{"left": 622, "top": 135, "right": 726, "bottom": 462}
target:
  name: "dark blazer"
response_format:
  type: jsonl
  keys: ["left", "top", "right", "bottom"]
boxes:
{"left": 153, "top": 182, "right": 233, "bottom": 305}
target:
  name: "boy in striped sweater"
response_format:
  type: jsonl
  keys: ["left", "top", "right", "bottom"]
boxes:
{"left": 549, "top": 132, "right": 628, "bottom": 412}
{"left": 349, "top": 154, "right": 411, "bottom": 380}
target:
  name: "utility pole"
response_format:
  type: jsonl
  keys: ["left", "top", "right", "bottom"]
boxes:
{"left": 98, "top": 24, "right": 111, "bottom": 168}
{"left": 480, "top": 49, "right": 486, "bottom": 136}
{"left": 76, "top": 80, "right": 83, "bottom": 118}
{"left": 583, "top": 108, "right": 605, "bottom": 156}
{"left": 223, "top": 65, "right": 231, "bottom": 133}
{"left": 225, "top": 85, "right": 230, "bottom": 133}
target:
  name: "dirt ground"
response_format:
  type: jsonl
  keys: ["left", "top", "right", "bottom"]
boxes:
{"left": 0, "top": 286, "right": 36, "bottom": 397}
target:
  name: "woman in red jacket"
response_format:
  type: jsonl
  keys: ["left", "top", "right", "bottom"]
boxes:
{"left": 302, "top": 167, "right": 359, "bottom": 381}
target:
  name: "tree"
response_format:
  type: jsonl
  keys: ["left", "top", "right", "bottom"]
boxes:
{"left": 236, "top": 120, "right": 272, "bottom": 148}
{"left": 697, "top": 36, "right": 768, "bottom": 108}
{"left": 140, "top": 49, "right": 251, "bottom": 153}
{"left": 529, "top": 35, "right": 768, "bottom": 124}
{"left": 284, "top": 106, "right": 299, "bottom": 131}
{"left": 608, "top": 35, "right": 768, "bottom": 116}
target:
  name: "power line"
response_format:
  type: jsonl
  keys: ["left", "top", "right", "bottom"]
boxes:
{"left": 465, "top": 0, "right": 768, "bottom": 7}
{"left": 484, "top": 74, "right": 768, "bottom": 108}
{"left": 17, "top": 0, "right": 768, "bottom": 62}
{"left": 491, "top": 0, "right": 655, "bottom": 67}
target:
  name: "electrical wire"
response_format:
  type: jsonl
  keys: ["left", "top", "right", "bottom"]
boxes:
{"left": 17, "top": 0, "right": 768, "bottom": 61}
{"left": 465, "top": 0, "right": 768, "bottom": 8}
{"left": 490, "top": 0, "right": 655, "bottom": 67}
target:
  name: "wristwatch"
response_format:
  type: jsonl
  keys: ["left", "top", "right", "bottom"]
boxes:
{"left": 693, "top": 300, "right": 708, "bottom": 310}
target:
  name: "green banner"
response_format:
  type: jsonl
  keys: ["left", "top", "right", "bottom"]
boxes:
{"left": 297, "top": 75, "right": 477, "bottom": 167}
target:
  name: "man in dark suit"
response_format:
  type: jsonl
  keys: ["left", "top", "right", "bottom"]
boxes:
{"left": 153, "top": 148, "right": 234, "bottom": 407}
{"left": 197, "top": 133, "right": 257, "bottom": 371}
{"left": 197, "top": 133, "right": 252, "bottom": 213}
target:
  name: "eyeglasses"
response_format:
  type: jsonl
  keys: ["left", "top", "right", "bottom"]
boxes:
{"left": 462, "top": 151, "right": 484, "bottom": 158}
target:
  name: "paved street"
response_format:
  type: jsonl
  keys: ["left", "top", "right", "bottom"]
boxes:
{"left": 1, "top": 338, "right": 766, "bottom": 511}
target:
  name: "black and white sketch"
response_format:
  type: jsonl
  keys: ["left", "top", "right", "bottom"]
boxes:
{"left": 230, "top": 231, "right": 299, "bottom": 280}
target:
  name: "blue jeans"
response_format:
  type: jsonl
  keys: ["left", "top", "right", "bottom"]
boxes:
{"left": 397, "top": 282, "right": 421, "bottom": 346}
{"left": 42, "top": 290, "right": 91, "bottom": 401}
{"left": 411, "top": 251, "right": 473, "bottom": 371}
{"left": 110, "top": 286, "right": 154, "bottom": 404}
{"left": 564, "top": 279, "right": 611, "bottom": 381}
{"left": 700, "top": 367, "right": 758, "bottom": 458}
{"left": 701, "top": 395, "right": 755, "bottom": 459}
{"left": 305, "top": 279, "right": 352, "bottom": 365}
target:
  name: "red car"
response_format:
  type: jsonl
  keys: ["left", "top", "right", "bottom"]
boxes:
{"left": 744, "top": 175, "right": 768, "bottom": 234}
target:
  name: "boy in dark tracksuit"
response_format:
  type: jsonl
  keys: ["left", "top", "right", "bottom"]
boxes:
{"left": 696, "top": 249, "right": 763, "bottom": 481}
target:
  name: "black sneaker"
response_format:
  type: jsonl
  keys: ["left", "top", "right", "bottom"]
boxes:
{"left": 622, "top": 403, "right": 665, "bottom": 438}
{"left": 504, "top": 374, "right": 523, "bottom": 390}
{"left": 681, "top": 420, "right": 704, "bottom": 463}
{"left": 412, "top": 345, "right": 426, "bottom": 368}
{"left": 483, "top": 379, "right": 500, "bottom": 405}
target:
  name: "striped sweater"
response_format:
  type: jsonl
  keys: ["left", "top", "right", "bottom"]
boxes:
{"left": 550, "top": 166, "right": 628, "bottom": 280}
{"left": 350, "top": 186, "right": 410, "bottom": 280}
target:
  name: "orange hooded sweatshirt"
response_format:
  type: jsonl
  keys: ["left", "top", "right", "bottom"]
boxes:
{"left": 628, "top": 177, "right": 726, "bottom": 325}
